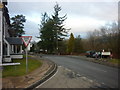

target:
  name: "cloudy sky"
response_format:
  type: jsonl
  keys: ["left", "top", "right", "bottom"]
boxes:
{"left": 7, "top": 0, "right": 118, "bottom": 41}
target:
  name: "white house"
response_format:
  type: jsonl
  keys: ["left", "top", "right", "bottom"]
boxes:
{"left": 0, "top": 1, "right": 23, "bottom": 63}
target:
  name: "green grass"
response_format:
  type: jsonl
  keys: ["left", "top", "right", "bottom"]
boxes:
{"left": 3, "top": 57, "right": 42, "bottom": 77}
{"left": 108, "top": 59, "right": 120, "bottom": 64}
{"left": 23, "top": 55, "right": 32, "bottom": 58}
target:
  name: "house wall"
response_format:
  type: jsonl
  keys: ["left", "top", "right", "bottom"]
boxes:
{"left": 4, "top": 17, "right": 9, "bottom": 38}
{"left": 10, "top": 45, "right": 22, "bottom": 54}
{"left": 0, "top": 3, "right": 3, "bottom": 89}
{"left": 0, "top": 3, "right": 3, "bottom": 64}
{"left": 3, "top": 17, "right": 10, "bottom": 57}
{"left": 1, "top": 2, "right": 12, "bottom": 62}
{"left": 1, "top": 1, "right": 23, "bottom": 61}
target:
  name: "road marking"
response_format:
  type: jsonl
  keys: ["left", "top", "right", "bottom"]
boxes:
{"left": 36, "top": 67, "right": 58, "bottom": 88}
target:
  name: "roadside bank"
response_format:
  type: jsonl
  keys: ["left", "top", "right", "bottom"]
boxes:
{"left": 67, "top": 55, "right": 119, "bottom": 68}
{"left": 2, "top": 55, "right": 57, "bottom": 88}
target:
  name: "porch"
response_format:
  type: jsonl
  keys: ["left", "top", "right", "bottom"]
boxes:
{"left": 3, "top": 37, "right": 23, "bottom": 63}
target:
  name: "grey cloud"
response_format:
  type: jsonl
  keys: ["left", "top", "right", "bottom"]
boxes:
{"left": 8, "top": 2, "right": 55, "bottom": 16}
{"left": 7, "top": 1, "right": 118, "bottom": 40}
{"left": 59, "top": 2, "right": 117, "bottom": 21}
{"left": 8, "top": 2, "right": 117, "bottom": 21}
{"left": 24, "top": 20, "right": 40, "bottom": 41}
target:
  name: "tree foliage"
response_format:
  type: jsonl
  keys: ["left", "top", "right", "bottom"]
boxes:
{"left": 83, "top": 22, "right": 119, "bottom": 58}
{"left": 10, "top": 14, "right": 26, "bottom": 37}
{"left": 38, "top": 3, "right": 69, "bottom": 53}
{"left": 67, "top": 33, "right": 75, "bottom": 54}
{"left": 41, "top": 18, "right": 55, "bottom": 53}
{"left": 52, "top": 3, "right": 68, "bottom": 39}
{"left": 74, "top": 35, "right": 84, "bottom": 53}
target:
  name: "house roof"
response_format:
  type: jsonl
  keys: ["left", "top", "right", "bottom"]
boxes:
{"left": 3, "top": 6, "right": 10, "bottom": 26}
{"left": 6, "top": 37, "right": 23, "bottom": 45}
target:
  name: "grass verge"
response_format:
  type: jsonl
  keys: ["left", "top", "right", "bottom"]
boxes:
{"left": 92, "top": 58, "right": 120, "bottom": 67}
{"left": 107, "top": 59, "right": 120, "bottom": 64}
{"left": 78, "top": 55, "right": 120, "bottom": 67}
{"left": 3, "top": 56, "right": 42, "bottom": 78}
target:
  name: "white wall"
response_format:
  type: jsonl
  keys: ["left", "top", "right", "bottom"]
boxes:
{"left": 27, "top": 43, "right": 32, "bottom": 51}
{"left": 0, "top": 9, "right": 3, "bottom": 64}
{"left": 0, "top": 4, "right": 3, "bottom": 90}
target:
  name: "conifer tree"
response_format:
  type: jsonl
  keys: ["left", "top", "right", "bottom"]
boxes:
{"left": 67, "top": 33, "right": 75, "bottom": 54}
{"left": 38, "top": 3, "right": 69, "bottom": 53}
{"left": 11, "top": 14, "right": 26, "bottom": 37}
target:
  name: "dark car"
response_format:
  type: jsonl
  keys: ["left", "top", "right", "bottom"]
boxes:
{"left": 85, "top": 51, "right": 96, "bottom": 57}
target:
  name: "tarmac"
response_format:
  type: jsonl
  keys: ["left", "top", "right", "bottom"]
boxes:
{"left": 37, "top": 66, "right": 101, "bottom": 88}
{"left": 3, "top": 55, "right": 117, "bottom": 89}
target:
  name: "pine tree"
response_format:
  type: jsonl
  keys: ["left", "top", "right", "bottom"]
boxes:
{"left": 38, "top": 13, "right": 55, "bottom": 53}
{"left": 10, "top": 14, "right": 26, "bottom": 37}
{"left": 52, "top": 3, "right": 69, "bottom": 52}
{"left": 38, "top": 3, "right": 69, "bottom": 53}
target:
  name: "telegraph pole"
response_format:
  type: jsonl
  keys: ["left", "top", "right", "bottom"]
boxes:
{"left": 56, "top": 30, "right": 58, "bottom": 54}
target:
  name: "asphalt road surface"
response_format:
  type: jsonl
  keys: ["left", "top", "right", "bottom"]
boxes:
{"left": 37, "top": 66, "right": 101, "bottom": 88}
{"left": 41, "top": 55, "right": 118, "bottom": 88}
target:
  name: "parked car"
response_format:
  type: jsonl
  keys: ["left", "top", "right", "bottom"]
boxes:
{"left": 85, "top": 51, "right": 96, "bottom": 57}
{"left": 86, "top": 50, "right": 112, "bottom": 59}
{"left": 101, "top": 52, "right": 111, "bottom": 58}
{"left": 92, "top": 52, "right": 101, "bottom": 58}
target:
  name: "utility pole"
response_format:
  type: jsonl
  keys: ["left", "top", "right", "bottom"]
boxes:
{"left": 118, "top": 1, "right": 120, "bottom": 59}
{"left": 56, "top": 29, "right": 58, "bottom": 54}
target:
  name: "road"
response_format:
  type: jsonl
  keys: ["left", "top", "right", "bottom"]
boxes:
{"left": 38, "top": 66, "right": 101, "bottom": 88}
{"left": 40, "top": 55, "right": 118, "bottom": 88}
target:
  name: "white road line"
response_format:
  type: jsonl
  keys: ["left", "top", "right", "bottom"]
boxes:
{"left": 36, "top": 67, "right": 58, "bottom": 88}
